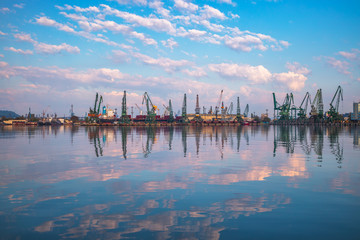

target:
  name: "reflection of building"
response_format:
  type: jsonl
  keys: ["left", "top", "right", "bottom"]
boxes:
{"left": 353, "top": 127, "right": 360, "bottom": 148}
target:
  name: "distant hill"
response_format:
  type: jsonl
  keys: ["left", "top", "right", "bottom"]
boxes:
{"left": 0, "top": 110, "right": 20, "bottom": 118}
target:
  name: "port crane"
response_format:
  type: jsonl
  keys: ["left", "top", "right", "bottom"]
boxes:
{"left": 193, "top": 94, "right": 203, "bottom": 122}
{"left": 163, "top": 100, "right": 174, "bottom": 122}
{"left": 272, "top": 93, "right": 281, "bottom": 119}
{"left": 88, "top": 92, "right": 103, "bottom": 120}
{"left": 297, "top": 92, "right": 311, "bottom": 122}
{"left": 168, "top": 99, "right": 174, "bottom": 122}
{"left": 142, "top": 92, "right": 157, "bottom": 123}
{"left": 279, "top": 93, "right": 294, "bottom": 121}
{"left": 215, "top": 90, "right": 223, "bottom": 118}
{"left": 327, "top": 85, "right": 343, "bottom": 122}
{"left": 180, "top": 93, "right": 189, "bottom": 123}
{"left": 135, "top": 103, "right": 143, "bottom": 115}
{"left": 120, "top": 90, "right": 130, "bottom": 123}
{"left": 310, "top": 89, "right": 324, "bottom": 122}
{"left": 243, "top": 104, "right": 249, "bottom": 118}
{"left": 235, "top": 97, "right": 243, "bottom": 123}
{"left": 163, "top": 104, "right": 169, "bottom": 116}
{"left": 226, "top": 102, "right": 233, "bottom": 115}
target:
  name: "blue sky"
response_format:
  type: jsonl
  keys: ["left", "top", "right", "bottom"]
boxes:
{"left": 0, "top": 0, "right": 359, "bottom": 117}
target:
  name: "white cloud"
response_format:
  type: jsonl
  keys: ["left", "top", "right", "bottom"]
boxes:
{"left": 174, "top": 0, "right": 199, "bottom": 13}
{"left": 273, "top": 72, "right": 307, "bottom": 92}
{"left": 109, "top": 0, "right": 147, "bottom": 5}
{"left": 200, "top": 5, "right": 227, "bottom": 20}
{"left": 60, "top": 12, "right": 88, "bottom": 21}
{"left": 0, "top": 8, "right": 10, "bottom": 14}
{"left": 149, "top": 0, "right": 170, "bottom": 18}
{"left": 161, "top": 38, "right": 179, "bottom": 50}
{"left": 34, "top": 42, "right": 80, "bottom": 54}
{"left": 0, "top": 30, "right": 7, "bottom": 36}
{"left": 110, "top": 50, "right": 129, "bottom": 63}
{"left": 200, "top": 20, "right": 224, "bottom": 32}
{"left": 208, "top": 62, "right": 309, "bottom": 91}
{"left": 208, "top": 63, "right": 272, "bottom": 83}
{"left": 229, "top": 13, "right": 240, "bottom": 19}
{"left": 338, "top": 51, "right": 356, "bottom": 60}
{"left": 34, "top": 15, "right": 133, "bottom": 49}
{"left": 13, "top": 32, "right": 80, "bottom": 55}
{"left": 286, "top": 62, "right": 311, "bottom": 75}
{"left": 14, "top": 33, "right": 36, "bottom": 43}
{"left": 35, "top": 16, "right": 75, "bottom": 33}
{"left": 78, "top": 19, "right": 157, "bottom": 45}
{"left": 182, "top": 66, "right": 207, "bottom": 77}
{"left": 337, "top": 49, "right": 359, "bottom": 60}
{"left": 186, "top": 29, "right": 207, "bottom": 38}
{"left": 133, "top": 52, "right": 192, "bottom": 72}
{"left": 224, "top": 35, "right": 266, "bottom": 52}
{"left": 14, "top": 3, "right": 25, "bottom": 9}
{"left": 101, "top": 4, "right": 176, "bottom": 34}
{"left": 279, "top": 40, "right": 290, "bottom": 48}
{"left": 324, "top": 56, "right": 351, "bottom": 75}
{"left": 57, "top": 5, "right": 100, "bottom": 12}
{"left": 5, "top": 47, "right": 33, "bottom": 55}
{"left": 0, "top": 61, "right": 8, "bottom": 67}
{"left": 218, "top": 0, "right": 236, "bottom": 5}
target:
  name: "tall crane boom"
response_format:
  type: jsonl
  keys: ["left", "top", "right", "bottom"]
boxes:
{"left": 298, "top": 92, "right": 311, "bottom": 119}
{"left": 235, "top": 97, "right": 243, "bottom": 123}
{"left": 330, "top": 85, "right": 343, "bottom": 113}
{"left": 97, "top": 95, "right": 103, "bottom": 115}
{"left": 135, "top": 103, "right": 143, "bottom": 115}
{"left": 142, "top": 92, "right": 157, "bottom": 122}
{"left": 327, "top": 85, "right": 343, "bottom": 122}
{"left": 93, "top": 93, "right": 98, "bottom": 115}
{"left": 168, "top": 99, "right": 174, "bottom": 122}
{"left": 310, "top": 89, "right": 323, "bottom": 118}
{"left": 215, "top": 90, "right": 223, "bottom": 117}
{"left": 120, "top": 90, "right": 130, "bottom": 123}
{"left": 227, "top": 102, "right": 233, "bottom": 114}
{"left": 244, "top": 104, "right": 249, "bottom": 117}
{"left": 180, "top": 93, "right": 189, "bottom": 123}
{"left": 195, "top": 94, "right": 200, "bottom": 115}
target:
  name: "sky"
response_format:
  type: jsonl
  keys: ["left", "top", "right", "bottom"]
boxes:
{"left": 0, "top": 0, "right": 359, "bottom": 117}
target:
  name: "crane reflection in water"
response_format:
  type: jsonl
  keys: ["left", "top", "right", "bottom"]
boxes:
{"left": 0, "top": 125, "right": 359, "bottom": 240}
{"left": 91, "top": 125, "right": 265, "bottom": 160}
{"left": 84, "top": 125, "right": 345, "bottom": 169}
{"left": 272, "top": 125, "right": 344, "bottom": 168}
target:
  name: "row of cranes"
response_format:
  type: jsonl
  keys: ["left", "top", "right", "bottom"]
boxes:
{"left": 88, "top": 90, "right": 251, "bottom": 124}
{"left": 273, "top": 86, "right": 343, "bottom": 124}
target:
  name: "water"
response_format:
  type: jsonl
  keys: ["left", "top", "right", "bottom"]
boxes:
{"left": 0, "top": 125, "right": 359, "bottom": 240}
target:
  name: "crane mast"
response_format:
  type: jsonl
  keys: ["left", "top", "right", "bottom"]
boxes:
{"left": 97, "top": 95, "right": 103, "bottom": 115}
{"left": 235, "top": 97, "right": 243, "bottom": 123}
{"left": 180, "top": 93, "right": 189, "bottom": 123}
{"left": 327, "top": 85, "right": 343, "bottom": 122}
{"left": 215, "top": 90, "right": 223, "bottom": 118}
{"left": 142, "top": 92, "right": 157, "bottom": 123}
{"left": 227, "top": 102, "right": 233, "bottom": 114}
{"left": 135, "top": 103, "right": 143, "bottom": 115}
{"left": 310, "top": 89, "right": 324, "bottom": 122}
{"left": 120, "top": 90, "right": 130, "bottom": 123}
{"left": 298, "top": 92, "right": 311, "bottom": 121}
{"left": 193, "top": 94, "right": 203, "bottom": 122}
{"left": 168, "top": 99, "right": 174, "bottom": 122}
{"left": 93, "top": 93, "right": 98, "bottom": 115}
{"left": 243, "top": 104, "right": 249, "bottom": 118}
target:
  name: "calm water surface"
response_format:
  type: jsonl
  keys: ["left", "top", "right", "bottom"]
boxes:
{"left": 0, "top": 125, "right": 359, "bottom": 239}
